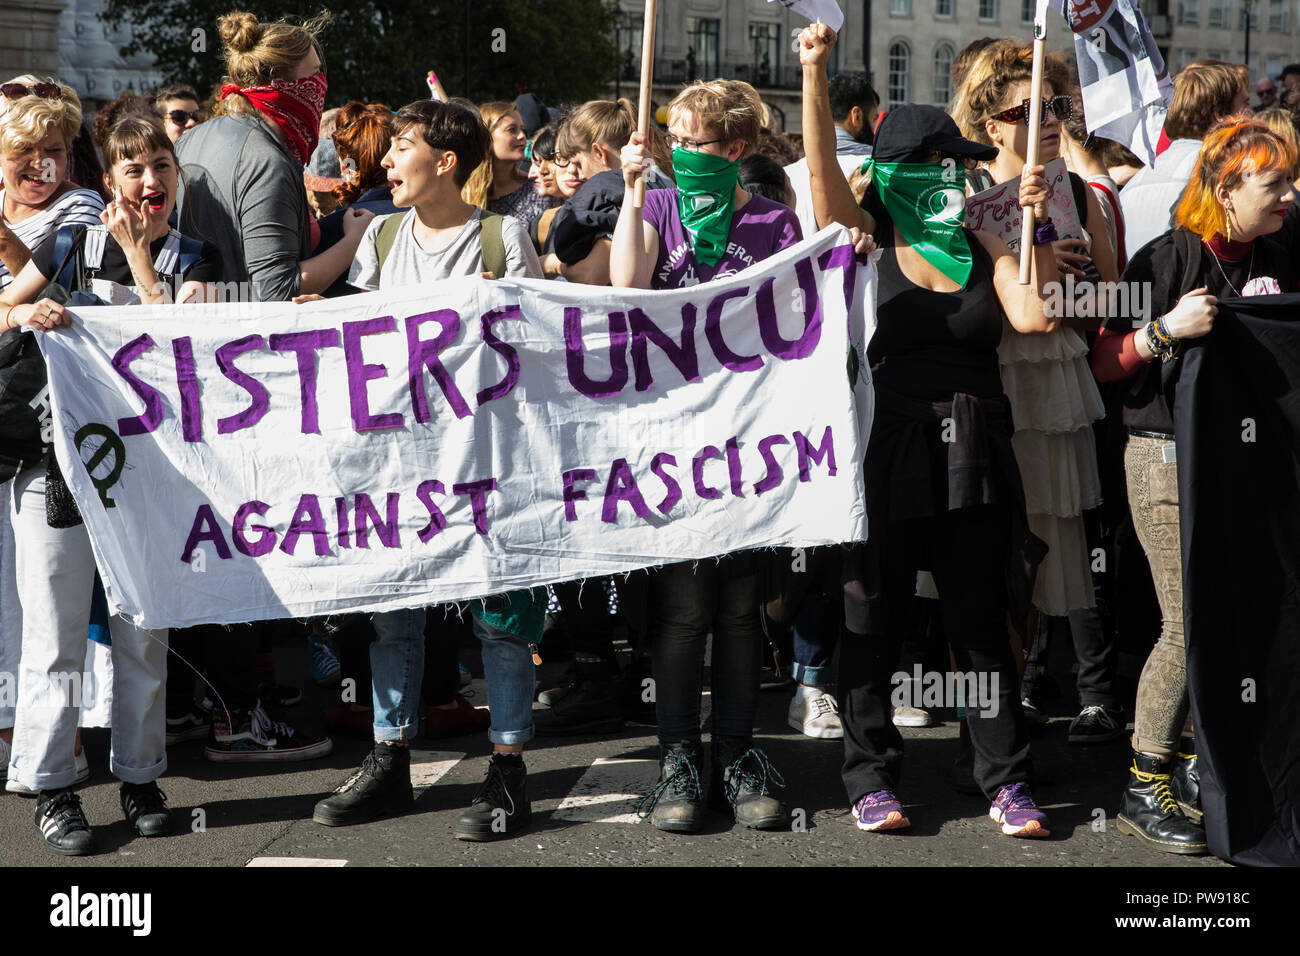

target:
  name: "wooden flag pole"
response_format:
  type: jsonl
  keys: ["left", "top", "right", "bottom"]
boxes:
{"left": 1018, "top": 30, "right": 1047, "bottom": 285}
{"left": 634, "top": 0, "right": 659, "bottom": 209}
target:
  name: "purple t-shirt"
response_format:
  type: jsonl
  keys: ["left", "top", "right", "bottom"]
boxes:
{"left": 642, "top": 187, "right": 802, "bottom": 290}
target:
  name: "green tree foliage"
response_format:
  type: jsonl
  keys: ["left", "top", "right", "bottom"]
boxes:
{"left": 100, "top": 0, "right": 619, "bottom": 109}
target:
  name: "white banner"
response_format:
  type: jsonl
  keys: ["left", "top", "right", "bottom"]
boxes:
{"left": 37, "top": 227, "right": 874, "bottom": 629}
{"left": 1041, "top": 0, "right": 1172, "bottom": 166}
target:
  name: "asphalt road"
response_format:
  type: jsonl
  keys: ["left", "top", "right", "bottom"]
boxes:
{"left": 0, "top": 635, "right": 1227, "bottom": 870}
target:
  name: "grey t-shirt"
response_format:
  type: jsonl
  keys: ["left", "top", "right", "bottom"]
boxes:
{"left": 349, "top": 206, "right": 543, "bottom": 289}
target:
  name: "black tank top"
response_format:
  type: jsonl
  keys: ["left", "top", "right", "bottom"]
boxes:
{"left": 869, "top": 225, "right": 1005, "bottom": 401}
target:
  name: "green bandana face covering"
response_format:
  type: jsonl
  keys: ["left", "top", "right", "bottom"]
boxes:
{"left": 866, "top": 160, "right": 972, "bottom": 287}
{"left": 672, "top": 147, "right": 740, "bottom": 268}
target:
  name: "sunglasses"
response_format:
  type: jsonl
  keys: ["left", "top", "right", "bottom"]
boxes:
{"left": 167, "top": 109, "right": 200, "bottom": 127}
{"left": 1, "top": 82, "right": 62, "bottom": 101}
{"left": 989, "top": 95, "right": 1072, "bottom": 126}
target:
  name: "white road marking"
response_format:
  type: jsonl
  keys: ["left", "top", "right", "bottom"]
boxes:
{"left": 406, "top": 750, "right": 465, "bottom": 793}
{"left": 246, "top": 857, "right": 348, "bottom": 867}
{"left": 552, "top": 757, "right": 661, "bottom": 824}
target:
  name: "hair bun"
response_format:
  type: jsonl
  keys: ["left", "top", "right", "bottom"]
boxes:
{"left": 218, "top": 11, "right": 263, "bottom": 54}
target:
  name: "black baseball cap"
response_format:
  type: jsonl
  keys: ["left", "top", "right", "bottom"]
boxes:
{"left": 871, "top": 105, "right": 998, "bottom": 164}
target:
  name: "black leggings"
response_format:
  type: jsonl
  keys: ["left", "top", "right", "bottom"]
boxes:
{"left": 650, "top": 554, "right": 763, "bottom": 744}
{"left": 839, "top": 502, "right": 1033, "bottom": 803}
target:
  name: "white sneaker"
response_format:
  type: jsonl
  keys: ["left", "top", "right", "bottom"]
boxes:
{"left": 891, "top": 706, "right": 934, "bottom": 728}
{"left": 5, "top": 748, "right": 89, "bottom": 796}
{"left": 788, "top": 688, "right": 844, "bottom": 739}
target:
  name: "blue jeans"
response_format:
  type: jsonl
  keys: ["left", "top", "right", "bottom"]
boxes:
{"left": 370, "top": 608, "right": 427, "bottom": 742}
{"left": 470, "top": 614, "right": 536, "bottom": 746}
{"left": 791, "top": 590, "right": 837, "bottom": 688}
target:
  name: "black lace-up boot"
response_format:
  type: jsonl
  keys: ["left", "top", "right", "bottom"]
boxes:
{"left": 313, "top": 742, "right": 413, "bottom": 827}
{"left": 455, "top": 753, "right": 531, "bottom": 841}
{"left": 1170, "top": 747, "right": 1202, "bottom": 823}
{"left": 1116, "top": 752, "right": 1208, "bottom": 855}
{"left": 710, "top": 736, "right": 788, "bottom": 830}
{"left": 637, "top": 741, "right": 705, "bottom": 833}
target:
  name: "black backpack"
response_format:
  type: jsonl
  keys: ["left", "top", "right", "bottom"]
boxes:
{"left": 0, "top": 226, "right": 97, "bottom": 481}
{"left": 0, "top": 225, "right": 203, "bottom": 481}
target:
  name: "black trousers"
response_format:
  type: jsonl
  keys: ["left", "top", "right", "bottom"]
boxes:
{"left": 840, "top": 502, "right": 1033, "bottom": 803}
{"left": 649, "top": 553, "right": 763, "bottom": 744}
{"left": 165, "top": 622, "right": 260, "bottom": 713}
{"left": 552, "top": 578, "right": 617, "bottom": 668}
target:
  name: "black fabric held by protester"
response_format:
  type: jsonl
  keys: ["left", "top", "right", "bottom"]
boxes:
{"left": 1172, "top": 295, "right": 1300, "bottom": 866}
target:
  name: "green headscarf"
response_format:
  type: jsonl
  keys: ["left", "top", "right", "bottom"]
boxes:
{"left": 866, "top": 160, "right": 972, "bottom": 287}
{"left": 672, "top": 147, "right": 740, "bottom": 267}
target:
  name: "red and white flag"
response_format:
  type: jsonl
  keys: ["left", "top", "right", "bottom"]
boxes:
{"left": 1039, "top": 0, "right": 1172, "bottom": 165}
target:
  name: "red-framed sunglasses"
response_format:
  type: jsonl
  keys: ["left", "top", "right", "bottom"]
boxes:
{"left": 1, "top": 82, "right": 62, "bottom": 101}
{"left": 989, "top": 95, "right": 1072, "bottom": 126}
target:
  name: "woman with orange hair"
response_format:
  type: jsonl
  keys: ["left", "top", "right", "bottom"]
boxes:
{"left": 312, "top": 101, "right": 399, "bottom": 296}
{"left": 1092, "top": 118, "right": 1299, "bottom": 856}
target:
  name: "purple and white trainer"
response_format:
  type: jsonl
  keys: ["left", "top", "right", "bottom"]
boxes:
{"left": 852, "top": 790, "right": 911, "bottom": 832}
{"left": 989, "top": 781, "right": 1050, "bottom": 837}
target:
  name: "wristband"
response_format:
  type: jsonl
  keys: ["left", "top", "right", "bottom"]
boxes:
{"left": 3, "top": 305, "right": 17, "bottom": 331}
{"left": 1152, "top": 315, "right": 1175, "bottom": 346}
{"left": 1033, "top": 220, "right": 1058, "bottom": 245}
{"left": 1144, "top": 318, "right": 1178, "bottom": 360}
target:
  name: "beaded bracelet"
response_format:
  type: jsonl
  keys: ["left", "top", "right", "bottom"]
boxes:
{"left": 1145, "top": 320, "right": 1171, "bottom": 356}
{"left": 1152, "top": 315, "right": 1174, "bottom": 347}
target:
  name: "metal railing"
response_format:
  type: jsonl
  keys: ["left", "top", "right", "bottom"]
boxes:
{"left": 652, "top": 59, "right": 800, "bottom": 90}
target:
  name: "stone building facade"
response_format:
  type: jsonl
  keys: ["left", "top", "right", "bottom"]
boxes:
{"left": 610, "top": 1, "right": 1300, "bottom": 129}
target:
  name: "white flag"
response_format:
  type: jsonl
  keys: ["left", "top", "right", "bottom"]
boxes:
{"left": 1042, "top": 0, "right": 1172, "bottom": 166}
{"left": 768, "top": 0, "right": 844, "bottom": 35}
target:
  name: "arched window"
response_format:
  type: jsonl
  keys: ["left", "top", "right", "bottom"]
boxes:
{"left": 933, "top": 44, "right": 955, "bottom": 107}
{"left": 888, "top": 41, "right": 911, "bottom": 108}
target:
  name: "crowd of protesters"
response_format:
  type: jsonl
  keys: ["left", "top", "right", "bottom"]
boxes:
{"left": 1, "top": 8, "right": 1298, "bottom": 861}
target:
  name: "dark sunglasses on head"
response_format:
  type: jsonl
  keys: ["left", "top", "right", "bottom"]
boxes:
{"left": 167, "top": 109, "right": 200, "bottom": 127}
{"left": 528, "top": 143, "right": 557, "bottom": 163}
{"left": 1, "top": 82, "right": 62, "bottom": 101}
{"left": 989, "top": 95, "right": 1072, "bottom": 126}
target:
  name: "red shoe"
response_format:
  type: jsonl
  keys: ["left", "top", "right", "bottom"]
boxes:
{"left": 325, "top": 705, "right": 374, "bottom": 736}
{"left": 424, "top": 696, "right": 490, "bottom": 739}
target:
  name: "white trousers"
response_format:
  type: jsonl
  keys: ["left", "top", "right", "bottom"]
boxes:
{"left": 9, "top": 467, "right": 168, "bottom": 788}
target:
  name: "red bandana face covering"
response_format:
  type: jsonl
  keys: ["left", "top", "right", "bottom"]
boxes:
{"left": 221, "top": 72, "right": 327, "bottom": 166}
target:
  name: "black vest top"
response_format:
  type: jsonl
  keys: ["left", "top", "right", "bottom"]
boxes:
{"left": 868, "top": 226, "right": 1005, "bottom": 402}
